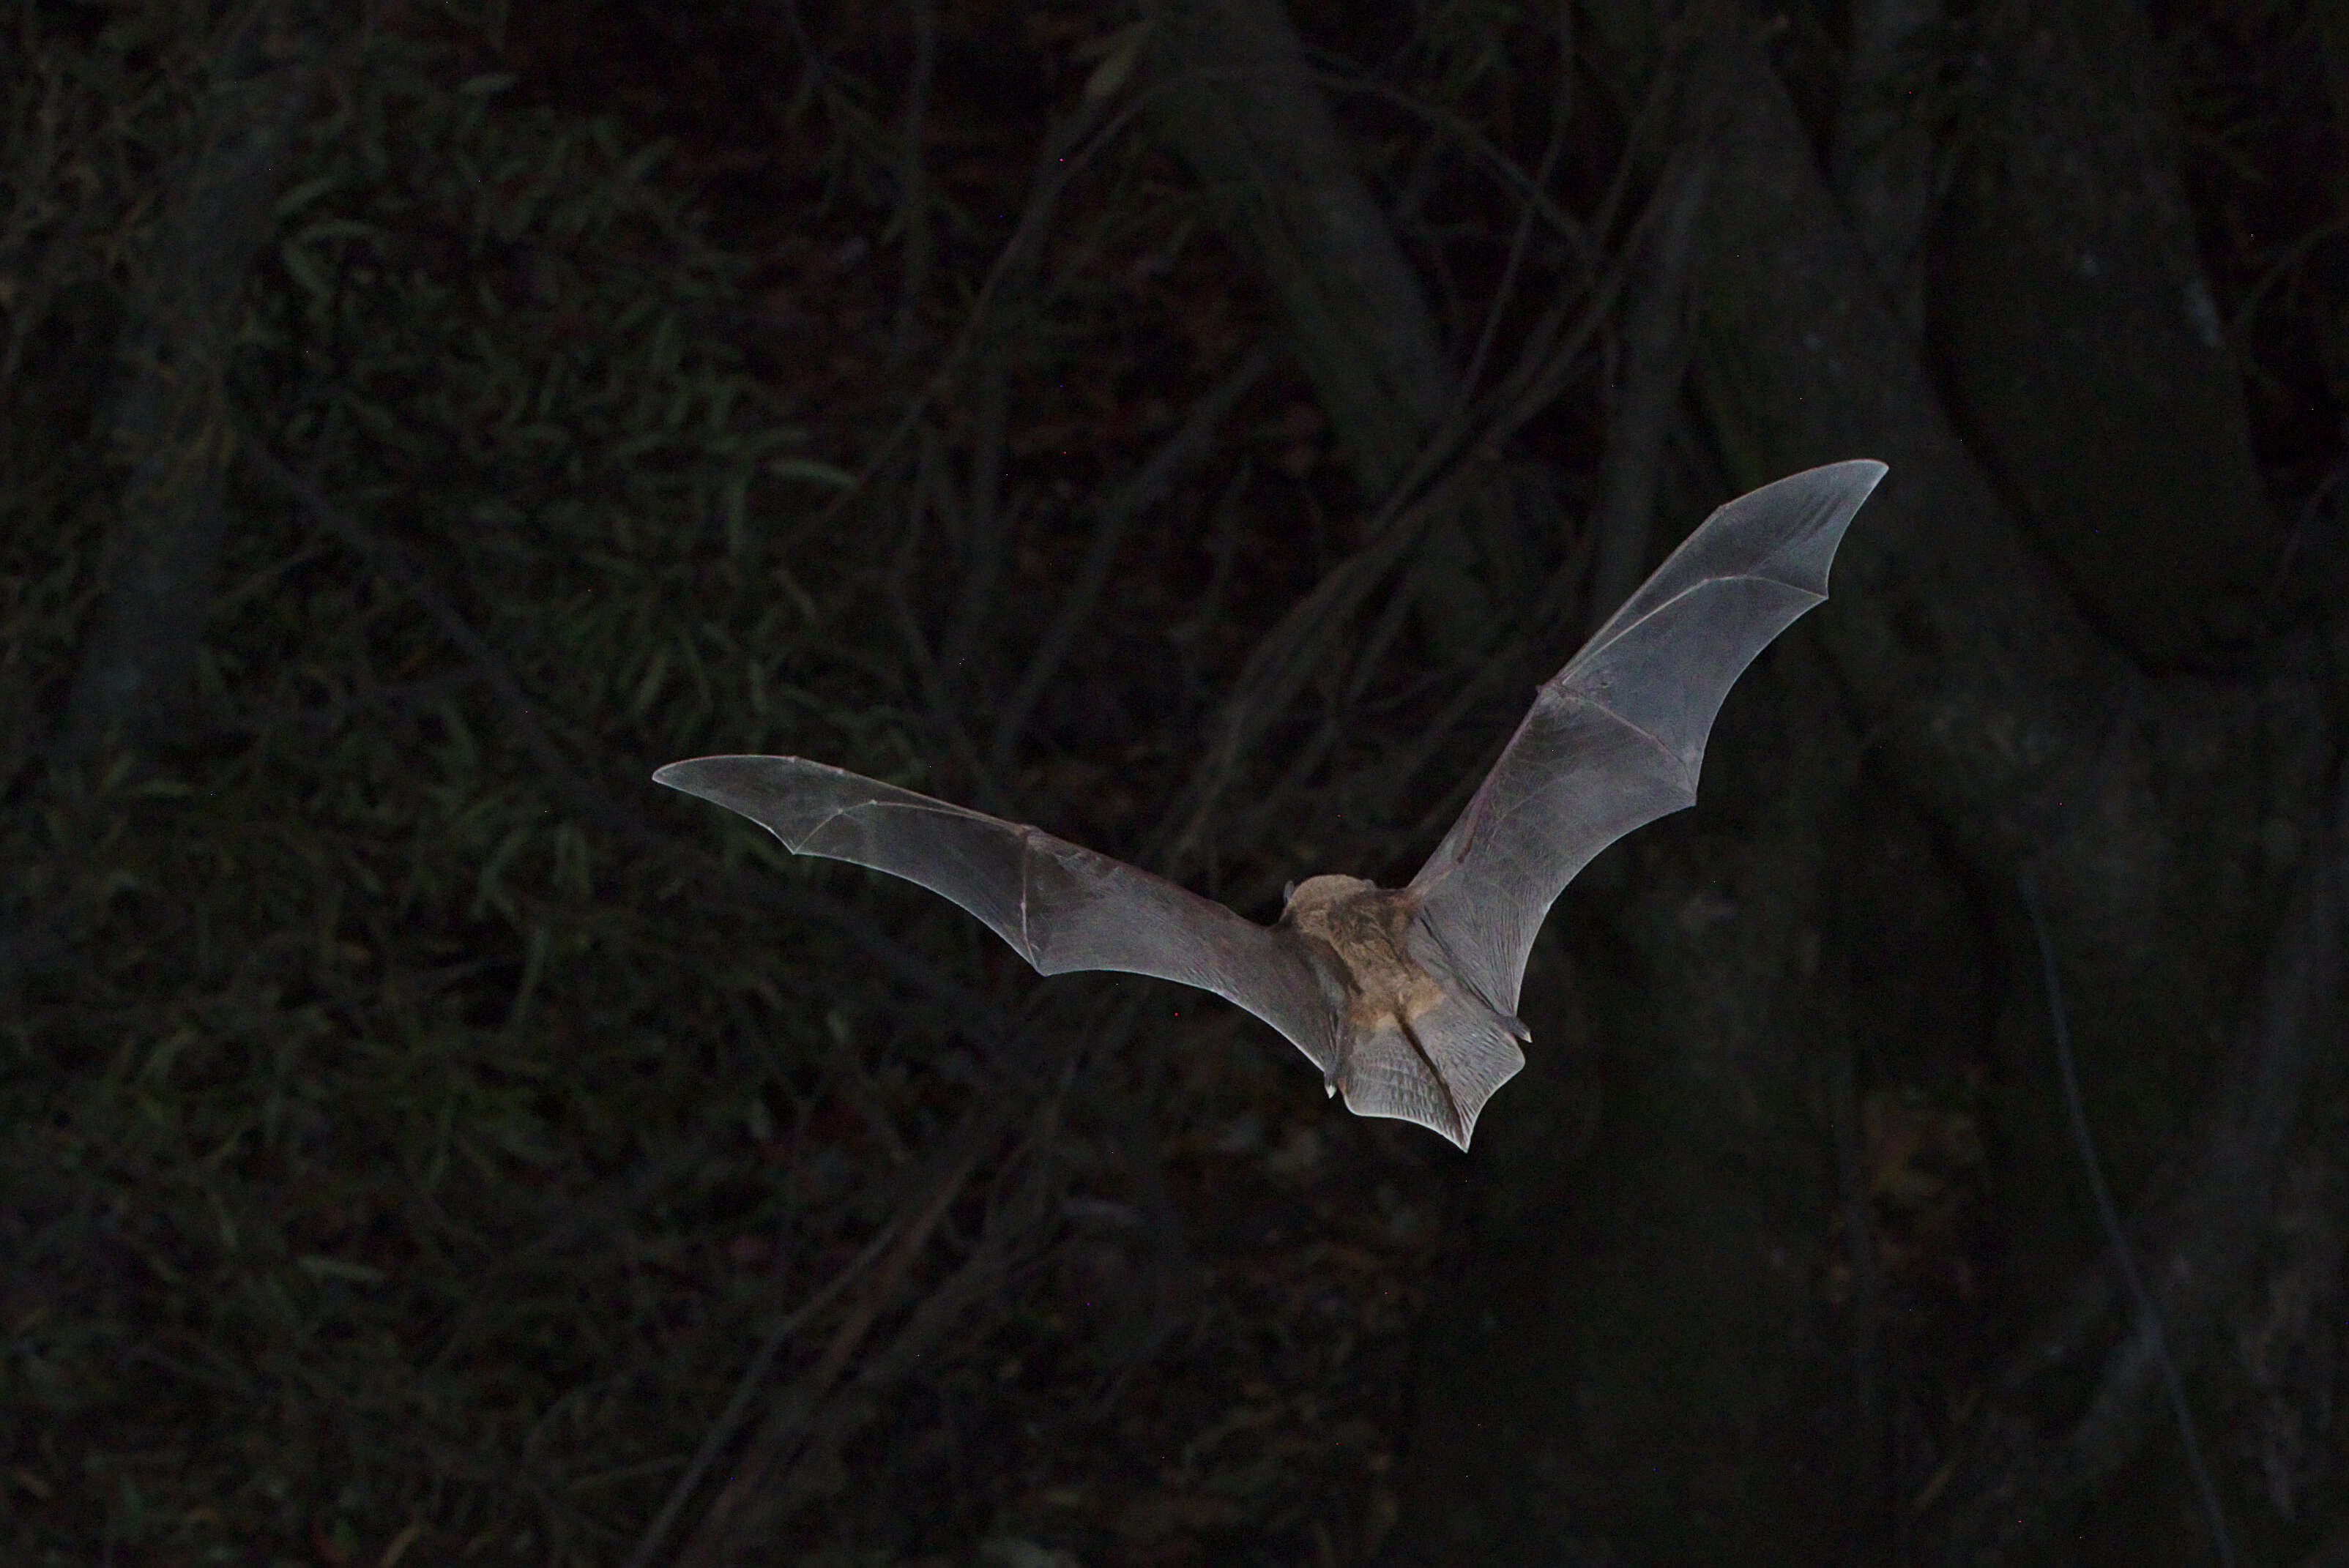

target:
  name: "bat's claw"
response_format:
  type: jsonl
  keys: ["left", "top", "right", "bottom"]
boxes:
{"left": 1497, "top": 1012, "right": 1531, "bottom": 1042}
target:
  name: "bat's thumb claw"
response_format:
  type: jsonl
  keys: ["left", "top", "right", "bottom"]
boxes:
{"left": 1322, "top": 1077, "right": 1337, "bottom": 1098}
{"left": 1497, "top": 1012, "right": 1532, "bottom": 1042}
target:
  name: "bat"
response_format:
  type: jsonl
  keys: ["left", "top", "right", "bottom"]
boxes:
{"left": 655, "top": 460, "right": 1885, "bottom": 1149}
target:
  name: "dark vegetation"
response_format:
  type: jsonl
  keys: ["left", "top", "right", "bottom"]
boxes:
{"left": 1, "top": 1, "right": 2344, "bottom": 1565}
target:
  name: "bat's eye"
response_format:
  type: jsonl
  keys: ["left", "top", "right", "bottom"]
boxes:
{"left": 1282, "top": 880, "right": 1298, "bottom": 903}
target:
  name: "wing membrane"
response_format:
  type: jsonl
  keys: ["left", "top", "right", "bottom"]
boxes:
{"left": 655, "top": 755, "right": 1338, "bottom": 1069}
{"left": 1409, "top": 460, "right": 1885, "bottom": 1013}
{"left": 1334, "top": 982, "right": 1527, "bottom": 1151}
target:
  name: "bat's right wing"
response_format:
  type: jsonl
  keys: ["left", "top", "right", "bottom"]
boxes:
{"left": 1407, "top": 460, "right": 1886, "bottom": 1015}
{"left": 655, "top": 755, "right": 1341, "bottom": 1071}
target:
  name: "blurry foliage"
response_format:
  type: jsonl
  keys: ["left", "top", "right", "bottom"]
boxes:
{"left": 0, "top": 10, "right": 938, "bottom": 1564}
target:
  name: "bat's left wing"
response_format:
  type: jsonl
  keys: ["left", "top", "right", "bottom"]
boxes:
{"left": 1408, "top": 460, "right": 1886, "bottom": 1015}
{"left": 654, "top": 755, "right": 1340, "bottom": 1069}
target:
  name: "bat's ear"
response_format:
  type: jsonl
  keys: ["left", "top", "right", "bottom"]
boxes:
{"left": 1283, "top": 879, "right": 1298, "bottom": 903}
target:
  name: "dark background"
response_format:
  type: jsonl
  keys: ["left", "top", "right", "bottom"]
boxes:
{"left": 2, "top": 0, "right": 2345, "bottom": 1564}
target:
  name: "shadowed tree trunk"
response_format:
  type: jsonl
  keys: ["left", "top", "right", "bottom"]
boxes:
{"left": 59, "top": 1, "right": 321, "bottom": 760}
{"left": 1927, "top": 0, "right": 2276, "bottom": 669}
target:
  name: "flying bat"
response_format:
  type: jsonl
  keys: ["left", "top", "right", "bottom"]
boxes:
{"left": 655, "top": 460, "right": 1885, "bottom": 1149}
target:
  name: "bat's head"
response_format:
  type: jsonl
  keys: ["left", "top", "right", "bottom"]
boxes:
{"left": 1278, "top": 873, "right": 1376, "bottom": 925}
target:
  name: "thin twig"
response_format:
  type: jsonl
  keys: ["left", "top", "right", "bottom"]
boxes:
{"left": 1166, "top": 465, "right": 1253, "bottom": 719}
{"left": 935, "top": 351, "right": 1013, "bottom": 698}
{"left": 625, "top": 1127, "right": 983, "bottom": 1568}
{"left": 986, "top": 347, "right": 1268, "bottom": 776}
{"left": 667, "top": 1134, "right": 987, "bottom": 1568}
{"left": 1584, "top": 144, "right": 1711, "bottom": 638}
{"left": 1455, "top": 0, "right": 1580, "bottom": 409}
{"left": 887, "top": 0, "right": 938, "bottom": 366}
{"left": 812, "top": 75, "right": 1169, "bottom": 532}
{"left": 888, "top": 482, "right": 1009, "bottom": 816}
{"left": 1383, "top": 522, "right": 1598, "bottom": 852}
{"left": 1823, "top": 917, "right": 1888, "bottom": 1526}
{"left": 2019, "top": 869, "right": 2236, "bottom": 1568}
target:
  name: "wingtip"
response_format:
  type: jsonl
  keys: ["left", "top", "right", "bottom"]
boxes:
{"left": 1781, "top": 457, "right": 1888, "bottom": 504}
{"left": 652, "top": 753, "right": 807, "bottom": 795}
{"left": 1801, "top": 456, "right": 1886, "bottom": 479}
{"left": 1847, "top": 458, "right": 1889, "bottom": 496}
{"left": 1811, "top": 457, "right": 1888, "bottom": 504}
{"left": 652, "top": 758, "right": 738, "bottom": 805}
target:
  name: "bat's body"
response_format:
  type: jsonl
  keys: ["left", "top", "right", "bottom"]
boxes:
{"left": 1278, "top": 874, "right": 1525, "bottom": 1142}
{"left": 657, "top": 460, "right": 1885, "bottom": 1149}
